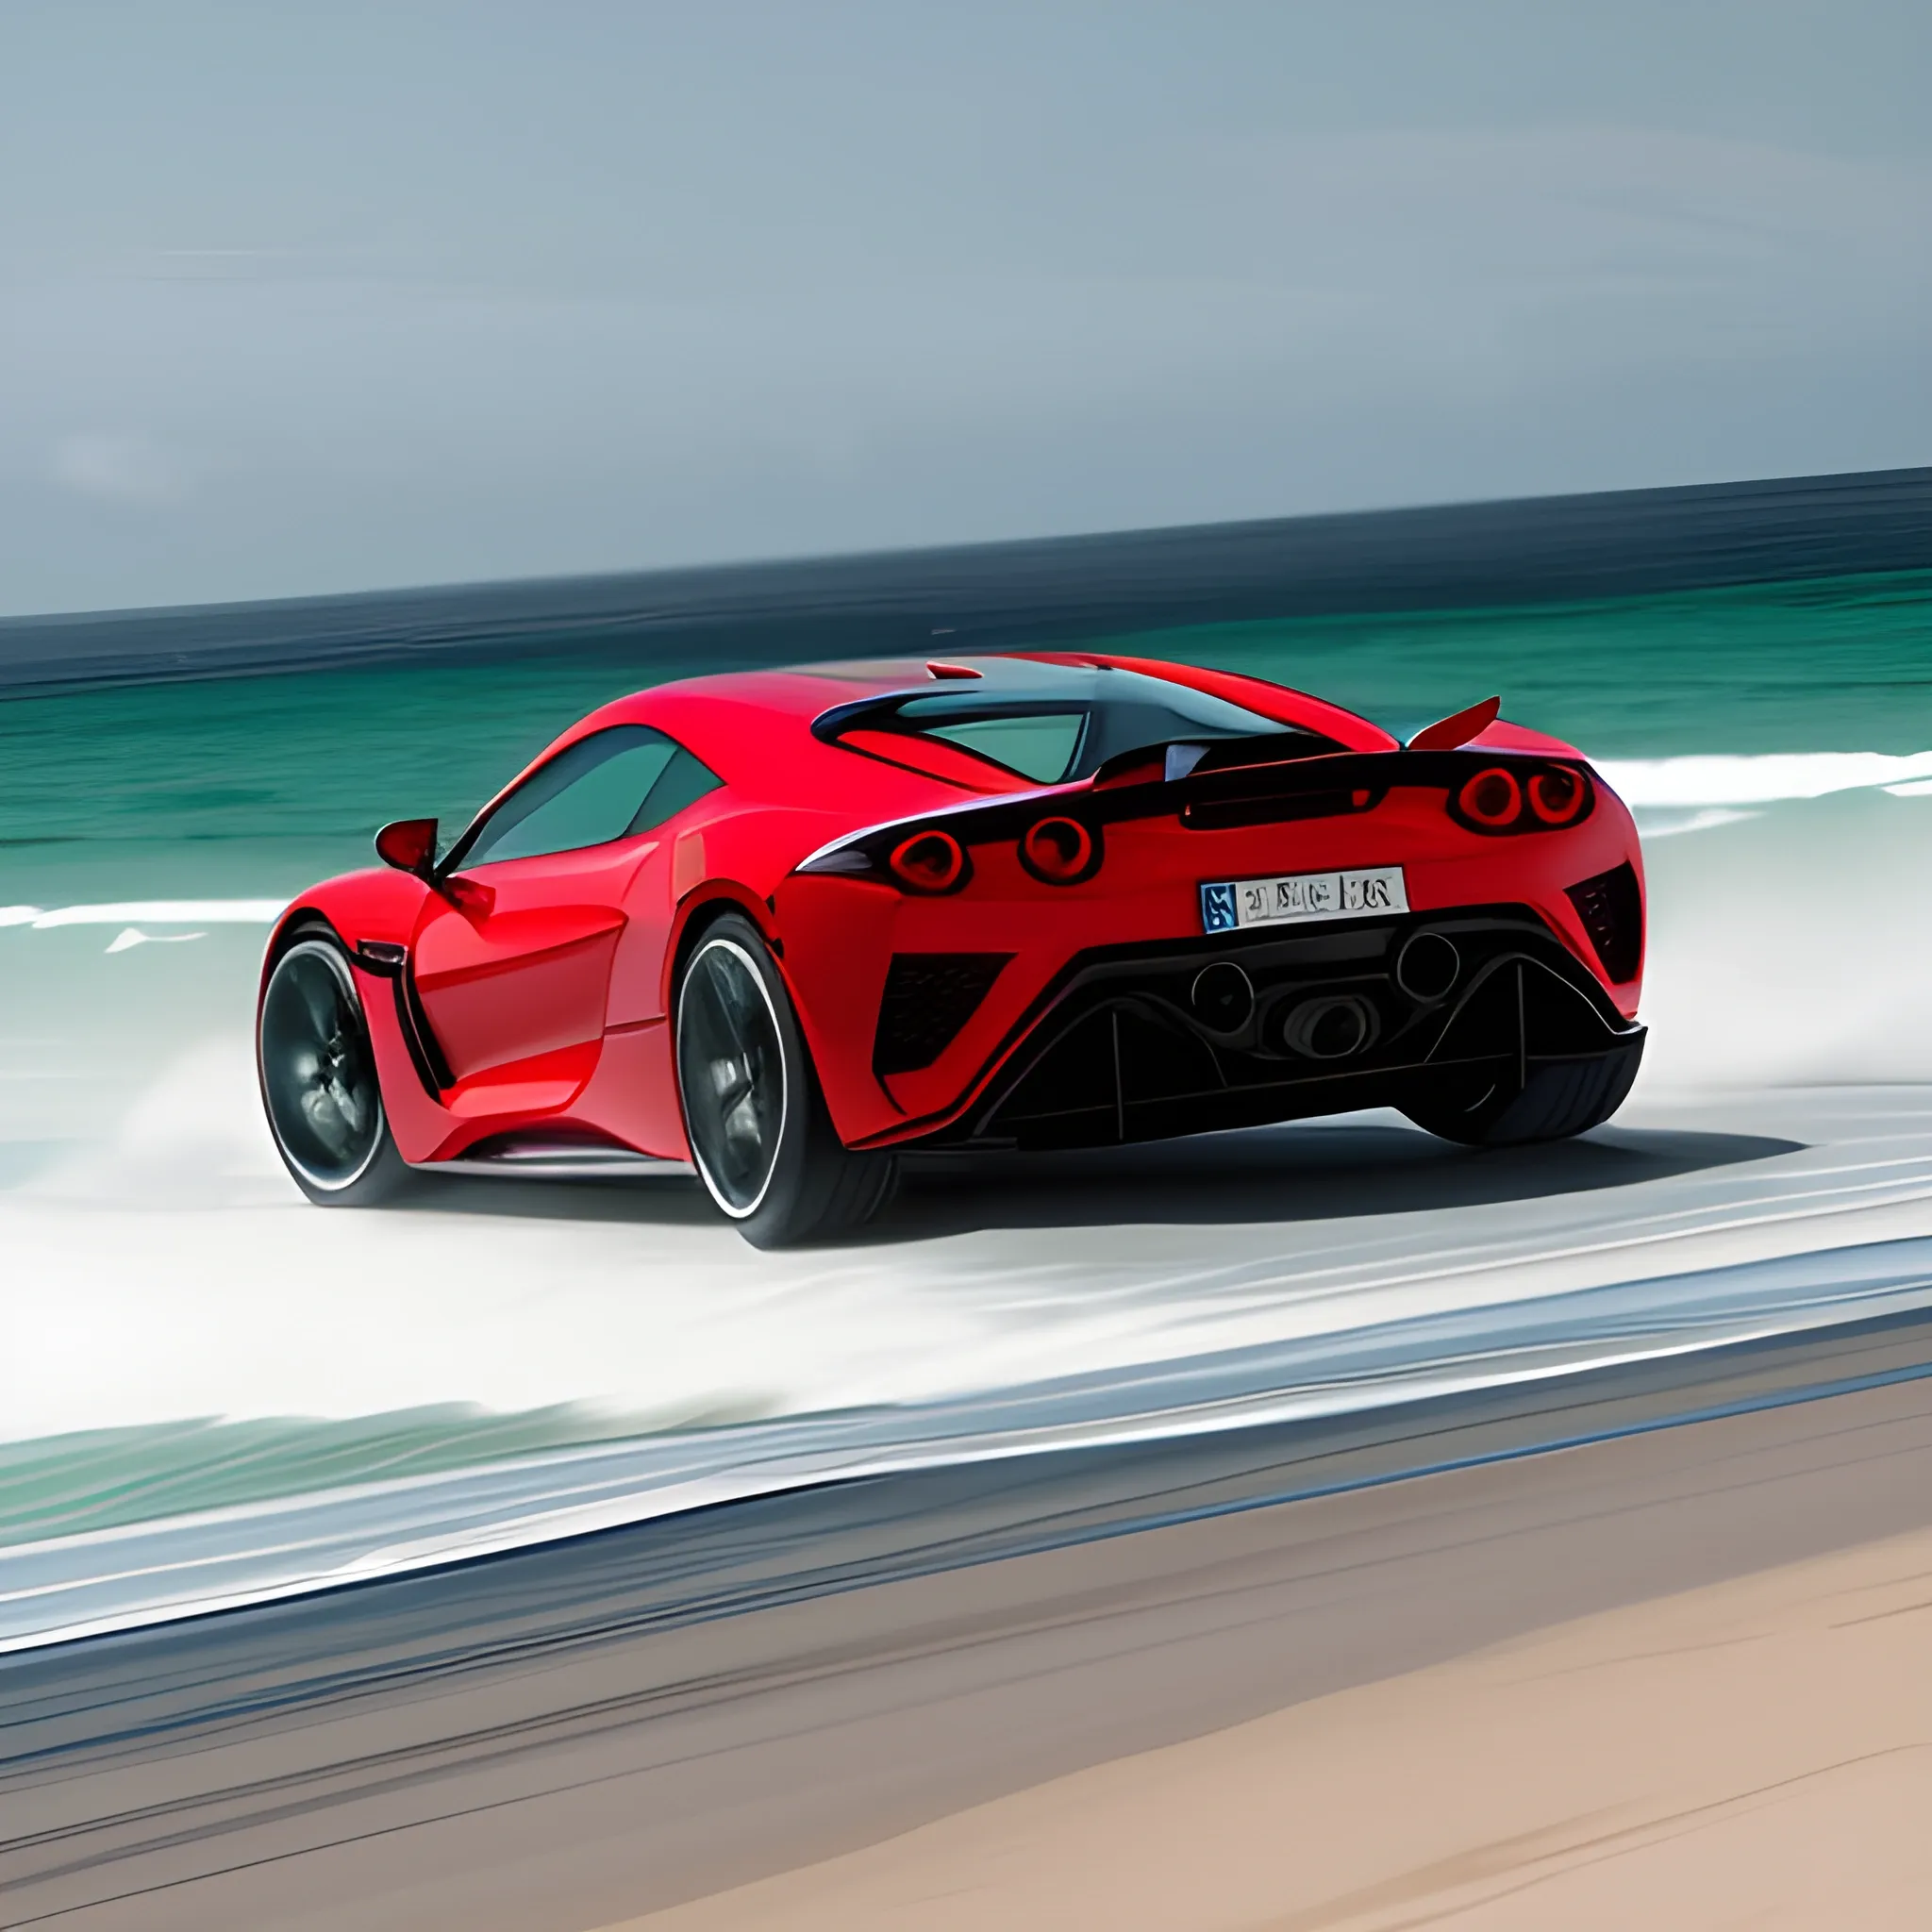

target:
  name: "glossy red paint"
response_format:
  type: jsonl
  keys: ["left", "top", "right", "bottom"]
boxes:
{"left": 1408, "top": 696, "right": 1502, "bottom": 751}
{"left": 260, "top": 651, "right": 1647, "bottom": 1171}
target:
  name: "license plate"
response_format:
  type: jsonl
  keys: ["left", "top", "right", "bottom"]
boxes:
{"left": 1200, "top": 866, "right": 1407, "bottom": 934}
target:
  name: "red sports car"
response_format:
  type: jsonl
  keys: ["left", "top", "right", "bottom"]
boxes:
{"left": 257, "top": 653, "right": 1646, "bottom": 1245}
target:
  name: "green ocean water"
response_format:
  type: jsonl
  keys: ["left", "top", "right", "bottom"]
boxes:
{"left": 1158, "top": 571, "right": 1932, "bottom": 755}
{"left": 4, "top": 569, "right": 1928, "bottom": 903}
{"left": 0, "top": 1407, "right": 643, "bottom": 1546}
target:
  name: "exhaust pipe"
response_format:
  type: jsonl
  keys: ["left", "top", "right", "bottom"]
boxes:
{"left": 1276, "top": 994, "right": 1379, "bottom": 1060}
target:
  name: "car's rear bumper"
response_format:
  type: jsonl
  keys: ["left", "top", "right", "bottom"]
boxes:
{"left": 857, "top": 906, "right": 1643, "bottom": 1152}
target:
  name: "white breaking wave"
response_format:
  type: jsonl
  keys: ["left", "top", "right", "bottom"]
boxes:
{"left": 1598, "top": 750, "right": 1932, "bottom": 808}
{"left": 1629, "top": 808, "right": 1761, "bottom": 841}
{"left": 0, "top": 900, "right": 288, "bottom": 928}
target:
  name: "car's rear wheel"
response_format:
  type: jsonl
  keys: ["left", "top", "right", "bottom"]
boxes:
{"left": 1400, "top": 1042, "right": 1642, "bottom": 1149}
{"left": 258, "top": 933, "right": 412, "bottom": 1206}
{"left": 675, "top": 913, "right": 897, "bottom": 1247}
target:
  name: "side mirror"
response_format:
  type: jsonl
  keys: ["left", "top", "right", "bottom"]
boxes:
{"left": 375, "top": 817, "right": 439, "bottom": 877}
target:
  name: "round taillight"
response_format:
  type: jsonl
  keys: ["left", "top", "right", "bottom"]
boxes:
{"left": 889, "top": 828, "right": 966, "bottom": 893}
{"left": 1457, "top": 767, "right": 1522, "bottom": 828}
{"left": 1020, "top": 815, "right": 1096, "bottom": 885}
{"left": 1527, "top": 767, "right": 1588, "bottom": 826}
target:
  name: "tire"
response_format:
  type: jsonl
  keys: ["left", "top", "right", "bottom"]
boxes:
{"left": 258, "top": 933, "right": 413, "bottom": 1206}
{"left": 675, "top": 913, "right": 897, "bottom": 1248}
{"left": 1400, "top": 1039, "right": 1643, "bottom": 1149}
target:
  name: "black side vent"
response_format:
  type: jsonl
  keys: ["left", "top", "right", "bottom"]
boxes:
{"left": 395, "top": 967, "right": 455, "bottom": 1095}
{"left": 1565, "top": 861, "right": 1643, "bottom": 984}
{"left": 874, "top": 952, "right": 1013, "bottom": 1075}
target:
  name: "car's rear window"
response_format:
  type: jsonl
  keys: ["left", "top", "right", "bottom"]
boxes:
{"left": 918, "top": 711, "right": 1087, "bottom": 783}
{"left": 862, "top": 675, "right": 1310, "bottom": 786}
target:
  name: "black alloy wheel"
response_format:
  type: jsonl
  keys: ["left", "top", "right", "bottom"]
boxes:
{"left": 258, "top": 934, "right": 411, "bottom": 1205}
{"left": 676, "top": 931, "right": 788, "bottom": 1216}
{"left": 675, "top": 912, "right": 897, "bottom": 1247}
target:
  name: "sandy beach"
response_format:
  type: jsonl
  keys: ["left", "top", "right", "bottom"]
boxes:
{"left": 620, "top": 1521, "right": 1932, "bottom": 1930}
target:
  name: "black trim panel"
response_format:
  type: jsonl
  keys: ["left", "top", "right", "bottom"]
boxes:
{"left": 875, "top": 906, "right": 1639, "bottom": 1151}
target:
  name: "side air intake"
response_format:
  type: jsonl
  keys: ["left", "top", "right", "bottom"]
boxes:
{"left": 1565, "top": 861, "right": 1643, "bottom": 984}
{"left": 874, "top": 952, "right": 1013, "bottom": 1076}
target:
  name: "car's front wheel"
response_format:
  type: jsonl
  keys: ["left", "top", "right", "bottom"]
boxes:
{"left": 675, "top": 913, "right": 897, "bottom": 1247}
{"left": 258, "top": 932, "right": 413, "bottom": 1206}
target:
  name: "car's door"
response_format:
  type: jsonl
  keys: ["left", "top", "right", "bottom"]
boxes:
{"left": 410, "top": 725, "right": 720, "bottom": 1096}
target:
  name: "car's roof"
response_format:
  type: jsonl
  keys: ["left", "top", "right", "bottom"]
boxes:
{"left": 473, "top": 652, "right": 1397, "bottom": 825}
{"left": 652, "top": 654, "right": 1198, "bottom": 721}
{"left": 599, "top": 652, "right": 1391, "bottom": 747}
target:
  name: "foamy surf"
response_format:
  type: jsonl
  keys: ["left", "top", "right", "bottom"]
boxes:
{"left": 6, "top": 1054, "right": 1932, "bottom": 1468}
{"left": 8, "top": 758, "right": 1932, "bottom": 1572}
{"left": 1591, "top": 749, "right": 1932, "bottom": 838}
{"left": 8, "top": 1226, "right": 1932, "bottom": 1653}
{"left": 1601, "top": 750, "right": 1932, "bottom": 808}
{"left": 0, "top": 900, "right": 288, "bottom": 928}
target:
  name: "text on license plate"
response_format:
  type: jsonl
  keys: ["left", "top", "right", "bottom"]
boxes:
{"left": 1200, "top": 866, "right": 1407, "bottom": 934}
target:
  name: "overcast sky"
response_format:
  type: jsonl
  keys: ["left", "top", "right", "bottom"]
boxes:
{"left": 2, "top": 1, "right": 1927, "bottom": 616}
